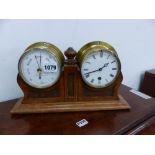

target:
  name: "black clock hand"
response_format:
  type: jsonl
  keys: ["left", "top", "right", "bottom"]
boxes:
{"left": 35, "top": 56, "right": 40, "bottom": 68}
{"left": 39, "top": 72, "right": 42, "bottom": 79}
{"left": 84, "top": 63, "right": 109, "bottom": 75}
{"left": 100, "top": 63, "right": 109, "bottom": 70}
{"left": 84, "top": 69, "right": 100, "bottom": 75}
{"left": 35, "top": 55, "right": 42, "bottom": 80}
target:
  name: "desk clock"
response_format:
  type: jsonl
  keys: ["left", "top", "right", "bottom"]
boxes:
{"left": 11, "top": 41, "right": 130, "bottom": 114}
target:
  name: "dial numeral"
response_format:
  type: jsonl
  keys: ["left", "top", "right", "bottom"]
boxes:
{"left": 110, "top": 74, "right": 114, "bottom": 77}
{"left": 84, "top": 69, "right": 88, "bottom": 71}
{"left": 85, "top": 74, "right": 89, "bottom": 78}
{"left": 100, "top": 51, "right": 103, "bottom": 57}
{"left": 27, "top": 59, "right": 32, "bottom": 66}
{"left": 112, "top": 68, "right": 117, "bottom": 70}
{"left": 92, "top": 55, "right": 96, "bottom": 59}
{"left": 111, "top": 60, "right": 116, "bottom": 63}
{"left": 85, "top": 62, "right": 91, "bottom": 64}
{"left": 105, "top": 79, "right": 108, "bottom": 82}
{"left": 107, "top": 54, "right": 110, "bottom": 59}
{"left": 90, "top": 79, "right": 94, "bottom": 83}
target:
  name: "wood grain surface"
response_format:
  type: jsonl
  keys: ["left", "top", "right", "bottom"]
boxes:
{"left": 1, "top": 84, "right": 155, "bottom": 135}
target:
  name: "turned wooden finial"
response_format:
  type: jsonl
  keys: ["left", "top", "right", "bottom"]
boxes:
{"left": 64, "top": 47, "right": 77, "bottom": 59}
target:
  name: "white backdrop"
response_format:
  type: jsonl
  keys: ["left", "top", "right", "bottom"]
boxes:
{"left": 0, "top": 19, "right": 155, "bottom": 102}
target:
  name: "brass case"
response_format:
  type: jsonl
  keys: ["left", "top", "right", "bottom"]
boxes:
{"left": 18, "top": 42, "right": 64, "bottom": 89}
{"left": 76, "top": 41, "right": 122, "bottom": 88}
{"left": 25, "top": 42, "right": 64, "bottom": 66}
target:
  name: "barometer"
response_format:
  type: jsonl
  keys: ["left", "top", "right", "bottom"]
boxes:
{"left": 18, "top": 42, "right": 64, "bottom": 88}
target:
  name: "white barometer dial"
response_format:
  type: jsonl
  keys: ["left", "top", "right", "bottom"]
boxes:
{"left": 77, "top": 41, "right": 121, "bottom": 88}
{"left": 18, "top": 42, "right": 64, "bottom": 88}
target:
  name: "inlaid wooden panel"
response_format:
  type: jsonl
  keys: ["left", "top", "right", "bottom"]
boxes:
{"left": 64, "top": 63, "right": 78, "bottom": 102}
{"left": 17, "top": 73, "right": 65, "bottom": 103}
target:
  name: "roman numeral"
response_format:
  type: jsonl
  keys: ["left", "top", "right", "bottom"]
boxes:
{"left": 107, "top": 54, "right": 110, "bottom": 59}
{"left": 27, "top": 59, "right": 32, "bottom": 66}
{"left": 112, "top": 68, "right": 117, "bottom": 70}
{"left": 84, "top": 69, "right": 88, "bottom": 71}
{"left": 92, "top": 55, "right": 96, "bottom": 59}
{"left": 110, "top": 74, "right": 114, "bottom": 77}
{"left": 105, "top": 79, "right": 108, "bottom": 82}
{"left": 91, "top": 79, "right": 94, "bottom": 83}
{"left": 85, "top": 61, "right": 91, "bottom": 64}
{"left": 100, "top": 51, "right": 103, "bottom": 57}
{"left": 111, "top": 60, "right": 116, "bottom": 63}
{"left": 85, "top": 74, "right": 89, "bottom": 78}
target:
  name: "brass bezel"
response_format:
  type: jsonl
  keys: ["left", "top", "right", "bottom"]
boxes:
{"left": 77, "top": 41, "right": 121, "bottom": 89}
{"left": 18, "top": 42, "right": 65, "bottom": 89}
{"left": 25, "top": 42, "right": 64, "bottom": 65}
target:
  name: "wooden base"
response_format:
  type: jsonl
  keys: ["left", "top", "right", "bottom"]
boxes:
{"left": 10, "top": 95, "right": 130, "bottom": 114}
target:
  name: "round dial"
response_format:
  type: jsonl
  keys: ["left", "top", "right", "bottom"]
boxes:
{"left": 18, "top": 42, "right": 64, "bottom": 88}
{"left": 77, "top": 41, "right": 121, "bottom": 88}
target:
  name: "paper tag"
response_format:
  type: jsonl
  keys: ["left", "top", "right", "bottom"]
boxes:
{"left": 44, "top": 63, "right": 57, "bottom": 72}
{"left": 76, "top": 119, "right": 88, "bottom": 127}
{"left": 130, "top": 89, "right": 152, "bottom": 99}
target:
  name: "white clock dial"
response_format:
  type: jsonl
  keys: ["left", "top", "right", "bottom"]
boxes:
{"left": 19, "top": 48, "right": 61, "bottom": 88}
{"left": 81, "top": 50, "right": 120, "bottom": 88}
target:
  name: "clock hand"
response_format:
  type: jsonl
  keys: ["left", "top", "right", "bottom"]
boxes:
{"left": 39, "top": 72, "right": 42, "bottom": 79}
{"left": 37, "top": 68, "right": 42, "bottom": 79}
{"left": 84, "top": 63, "right": 109, "bottom": 75}
{"left": 99, "top": 63, "right": 109, "bottom": 70}
{"left": 84, "top": 69, "right": 100, "bottom": 75}
{"left": 35, "top": 55, "right": 43, "bottom": 80}
{"left": 35, "top": 56, "right": 40, "bottom": 69}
